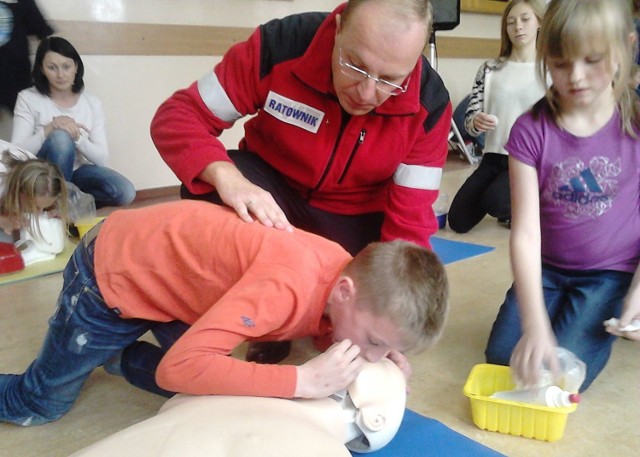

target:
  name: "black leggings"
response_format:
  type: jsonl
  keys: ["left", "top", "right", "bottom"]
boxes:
{"left": 181, "top": 150, "right": 383, "bottom": 256}
{"left": 448, "top": 153, "right": 510, "bottom": 233}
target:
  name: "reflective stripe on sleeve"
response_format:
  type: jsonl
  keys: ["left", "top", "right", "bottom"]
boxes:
{"left": 197, "top": 71, "right": 242, "bottom": 123}
{"left": 393, "top": 163, "right": 442, "bottom": 190}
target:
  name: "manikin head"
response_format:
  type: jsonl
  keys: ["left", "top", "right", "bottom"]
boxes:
{"left": 333, "top": 358, "right": 407, "bottom": 452}
{"left": 16, "top": 214, "right": 66, "bottom": 266}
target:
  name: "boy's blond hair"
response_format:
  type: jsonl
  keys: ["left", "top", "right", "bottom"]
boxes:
{"left": 536, "top": 0, "right": 640, "bottom": 136}
{"left": 0, "top": 151, "right": 68, "bottom": 237}
{"left": 343, "top": 240, "right": 449, "bottom": 352}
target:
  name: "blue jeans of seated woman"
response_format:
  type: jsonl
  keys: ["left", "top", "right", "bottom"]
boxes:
{"left": 37, "top": 129, "right": 136, "bottom": 208}
{"left": 0, "top": 234, "right": 186, "bottom": 426}
{"left": 485, "top": 264, "right": 632, "bottom": 392}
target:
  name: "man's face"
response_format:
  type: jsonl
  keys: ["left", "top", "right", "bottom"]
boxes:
{"left": 331, "top": 4, "right": 427, "bottom": 116}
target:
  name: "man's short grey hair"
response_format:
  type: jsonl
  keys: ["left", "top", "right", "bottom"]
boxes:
{"left": 341, "top": 0, "right": 433, "bottom": 37}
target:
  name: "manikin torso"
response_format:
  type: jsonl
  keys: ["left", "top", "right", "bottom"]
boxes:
{"left": 72, "top": 359, "right": 407, "bottom": 456}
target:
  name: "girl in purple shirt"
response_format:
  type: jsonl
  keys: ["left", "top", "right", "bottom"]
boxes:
{"left": 485, "top": 0, "right": 640, "bottom": 391}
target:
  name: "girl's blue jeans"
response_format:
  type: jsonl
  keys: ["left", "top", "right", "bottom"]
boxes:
{"left": 37, "top": 129, "right": 136, "bottom": 208}
{"left": 0, "top": 232, "right": 186, "bottom": 426}
{"left": 485, "top": 264, "right": 633, "bottom": 391}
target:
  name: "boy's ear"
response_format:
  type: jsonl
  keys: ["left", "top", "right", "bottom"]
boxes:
{"left": 332, "top": 275, "right": 356, "bottom": 305}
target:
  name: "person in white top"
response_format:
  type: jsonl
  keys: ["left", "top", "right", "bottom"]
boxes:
{"left": 11, "top": 36, "right": 135, "bottom": 209}
{"left": 448, "top": 0, "right": 547, "bottom": 233}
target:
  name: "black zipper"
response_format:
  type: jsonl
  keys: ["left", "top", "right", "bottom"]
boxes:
{"left": 337, "top": 129, "right": 366, "bottom": 184}
{"left": 307, "top": 115, "right": 349, "bottom": 200}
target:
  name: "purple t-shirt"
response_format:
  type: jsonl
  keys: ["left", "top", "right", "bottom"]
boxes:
{"left": 506, "top": 107, "right": 640, "bottom": 273}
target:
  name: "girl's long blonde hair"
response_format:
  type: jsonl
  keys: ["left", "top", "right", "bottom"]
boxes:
{"left": 536, "top": 0, "right": 640, "bottom": 136}
{"left": 0, "top": 151, "right": 68, "bottom": 237}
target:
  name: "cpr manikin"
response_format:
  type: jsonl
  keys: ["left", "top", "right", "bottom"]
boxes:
{"left": 337, "top": 357, "right": 407, "bottom": 452}
{"left": 16, "top": 214, "right": 65, "bottom": 265}
{"left": 71, "top": 359, "right": 407, "bottom": 456}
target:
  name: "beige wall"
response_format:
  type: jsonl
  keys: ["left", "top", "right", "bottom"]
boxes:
{"left": 2, "top": 0, "right": 500, "bottom": 191}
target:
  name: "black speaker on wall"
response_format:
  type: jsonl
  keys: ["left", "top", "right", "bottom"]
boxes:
{"left": 431, "top": 0, "right": 461, "bottom": 31}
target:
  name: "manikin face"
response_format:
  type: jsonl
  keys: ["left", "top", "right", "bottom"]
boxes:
{"left": 506, "top": 2, "right": 540, "bottom": 50}
{"left": 18, "top": 214, "right": 66, "bottom": 265}
{"left": 334, "top": 358, "right": 407, "bottom": 453}
{"left": 42, "top": 51, "right": 77, "bottom": 93}
{"left": 547, "top": 44, "right": 617, "bottom": 111}
{"left": 331, "top": 2, "right": 427, "bottom": 116}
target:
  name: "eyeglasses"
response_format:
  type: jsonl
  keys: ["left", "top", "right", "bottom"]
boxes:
{"left": 338, "top": 47, "right": 411, "bottom": 96}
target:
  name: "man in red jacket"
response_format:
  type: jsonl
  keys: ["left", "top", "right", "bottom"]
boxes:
{"left": 151, "top": 0, "right": 452, "bottom": 363}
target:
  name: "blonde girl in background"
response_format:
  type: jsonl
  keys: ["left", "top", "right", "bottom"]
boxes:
{"left": 485, "top": 0, "right": 640, "bottom": 391}
{"left": 0, "top": 140, "right": 68, "bottom": 243}
{"left": 448, "top": 0, "right": 546, "bottom": 233}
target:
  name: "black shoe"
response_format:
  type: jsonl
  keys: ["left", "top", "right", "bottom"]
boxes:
{"left": 245, "top": 341, "right": 292, "bottom": 364}
{"left": 67, "top": 223, "right": 80, "bottom": 238}
{"left": 497, "top": 218, "right": 511, "bottom": 229}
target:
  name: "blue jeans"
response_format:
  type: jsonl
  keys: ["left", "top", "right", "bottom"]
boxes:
{"left": 485, "top": 264, "right": 632, "bottom": 391}
{"left": 0, "top": 232, "right": 185, "bottom": 426}
{"left": 37, "top": 129, "right": 136, "bottom": 208}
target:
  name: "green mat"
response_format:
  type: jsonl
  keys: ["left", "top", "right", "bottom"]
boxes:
{"left": 0, "top": 239, "right": 77, "bottom": 286}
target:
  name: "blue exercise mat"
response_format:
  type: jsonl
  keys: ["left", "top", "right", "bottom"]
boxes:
{"left": 352, "top": 409, "right": 505, "bottom": 457}
{"left": 431, "top": 237, "right": 494, "bottom": 265}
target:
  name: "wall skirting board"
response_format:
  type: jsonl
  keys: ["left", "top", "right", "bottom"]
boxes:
{"left": 46, "top": 20, "right": 500, "bottom": 59}
{"left": 133, "top": 185, "right": 181, "bottom": 203}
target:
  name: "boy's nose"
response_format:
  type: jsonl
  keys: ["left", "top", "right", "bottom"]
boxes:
{"left": 363, "top": 348, "right": 389, "bottom": 362}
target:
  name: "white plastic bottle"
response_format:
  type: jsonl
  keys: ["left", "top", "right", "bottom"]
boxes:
{"left": 491, "top": 385, "right": 581, "bottom": 407}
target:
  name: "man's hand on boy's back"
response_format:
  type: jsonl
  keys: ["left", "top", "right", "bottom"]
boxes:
{"left": 294, "top": 339, "right": 363, "bottom": 399}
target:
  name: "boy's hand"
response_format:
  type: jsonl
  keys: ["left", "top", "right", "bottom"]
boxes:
{"left": 386, "top": 351, "right": 412, "bottom": 381}
{"left": 294, "top": 339, "right": 363, "bottom": 399}
{"left": 386, "top": 350, "right": 412, "bottom": 394}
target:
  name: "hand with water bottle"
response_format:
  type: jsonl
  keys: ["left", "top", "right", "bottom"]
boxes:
{"left": 510, "top": 326, "right": 586, "bottom": 393}
{"left": 492, "top": 346, "right": 585, "bottom": 407}
{"left": 509, "top": 325, "right": 559, "bottom": 391}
